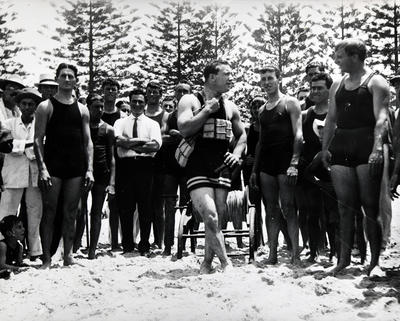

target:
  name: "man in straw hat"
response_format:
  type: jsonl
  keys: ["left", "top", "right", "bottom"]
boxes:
{"left": 0, "top": 88, "right": 43, "bottom": 260}
{"left": 35, "top": 74, "right": 58, "bottom": 100}
{"left": 0, "top": 74, "right": 25, "bottom": 123}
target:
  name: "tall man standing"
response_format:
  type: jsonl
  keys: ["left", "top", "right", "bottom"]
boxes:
{"left": 101, "top": 78, "right": 123, "bottom": 251}
{"left": 322, "top": 39, "right": 389, "bottom": 276}
{"left": 178, "top": 60, "right": 246, "bottom": 273}
{"left": 250, "top": 65, "right": 303, "bottom": 265}
{"left": 144, "top": 81, "right": 169, "bottom": 249}
{"left": 114, "top": 88, "right": 162, "bottom": 255}
{"left": 34, "top": 63, "right": 94, "bottom": 268}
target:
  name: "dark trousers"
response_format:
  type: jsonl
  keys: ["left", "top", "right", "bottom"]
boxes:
{"left": 163, "top": 172, "right": 188, "bottom": 248}
{"left": 116, "top": 157, "right": 154, "bottom": 253}
{"left": 151, "top": 169, "right": 165, "bottom": 248}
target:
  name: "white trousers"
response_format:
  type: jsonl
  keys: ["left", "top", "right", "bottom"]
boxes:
{"left": 0, "top": 187, "right": 43, "bottom": 256}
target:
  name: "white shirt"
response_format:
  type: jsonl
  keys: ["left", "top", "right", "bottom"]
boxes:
{"left": 1, "top": 116, "right": 39, "bottom": 188}
{"left": 114, "top": 113, "right": 162, "bottom": 158}
{"left": 0, "top": 98, "right": 20, "bottom": 123}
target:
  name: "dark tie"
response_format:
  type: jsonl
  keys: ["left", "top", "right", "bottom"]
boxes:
{"left": 132, "top": 117, "right": 138, "bottom": 138}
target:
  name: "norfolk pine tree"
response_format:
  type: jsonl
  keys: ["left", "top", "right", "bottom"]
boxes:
{"left": 41, "top": 0, "right": 139, "bottom": 94}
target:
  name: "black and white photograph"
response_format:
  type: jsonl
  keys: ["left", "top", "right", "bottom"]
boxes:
{"left": 0, "top": 0, "right": 399, "bottom": 320}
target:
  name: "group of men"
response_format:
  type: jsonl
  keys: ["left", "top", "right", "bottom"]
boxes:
{"left": 0, "top": 37, "right": 397, "bottom": 276}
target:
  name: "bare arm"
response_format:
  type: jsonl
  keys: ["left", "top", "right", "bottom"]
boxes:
{"left": 34, "top": 101, "right": 52, "bottom": 188}
{"left": 287, "top": 97, "right": 303, "bottom": 167}
{"left": 0, "top": 242, "right": 20, "bottom": 271}
{"left": 177, "top": 94, "right": 220, "bottom": 138}
{"left": 106, "top": 126, "right": 116, "bottom": 187}
{"left": 370, "top": 75, "right": 390, "bottom": 153}
{"left": 321, "top": 80, "right": 340, "bottom": 168}
{"left": 80, "top": 104, "right": 94, "bottom": 189}
{"left": 369, "top": 75, "right": 390, "bottom": 177}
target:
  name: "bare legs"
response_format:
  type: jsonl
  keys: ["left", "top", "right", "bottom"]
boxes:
{"left": 40, "top": 177, "right": 83, "bottom": 268}
{"left": 259, "top": 172, "right": 299, "bottom": 264}
{"left": 330, "top": 165, "right": 381, "bottom": 275}
{"left": 190, "top": 187, "right": 230, "bottom": 274}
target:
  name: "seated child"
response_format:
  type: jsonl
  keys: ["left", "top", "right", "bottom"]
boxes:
{"left": 0, "top": 215, "right": 26, "bottom": 273}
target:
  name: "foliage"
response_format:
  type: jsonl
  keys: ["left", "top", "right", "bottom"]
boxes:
{"left": 0, "top": 1, "right": 27, "bottom": 76}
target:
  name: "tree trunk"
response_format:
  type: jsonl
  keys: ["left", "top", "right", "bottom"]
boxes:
{"left": 177, "top": 1, "right": 182, "bottom": 82}
{"left": 88, "top": 0, "right": 94, "bottom": 95}
{"left": 394, "top": 1, "right": 399, "bottom": 72}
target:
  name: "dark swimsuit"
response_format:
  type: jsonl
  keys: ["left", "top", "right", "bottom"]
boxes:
{"left": 0, "top": 240, "right": 19, "bottom": 265}
{"left": 329, "top": 72, "right": 376, "bottom": 167}
{"left": 44, "top": 97, "right": 86, "bottom": 179}
{"left": 298, "top": 108, "right": 327, "bottom": 183}
{"left": 186, "top": 93, "right": 232, "bottom": 192}
{"left": 91, "top": 123, "right": 111, "bottom": 186}
{"left": 164, "top": 110, "right": 184, "bottom": 176}
{"left": 259, "top": 96, "right": 294, "bottom": 176}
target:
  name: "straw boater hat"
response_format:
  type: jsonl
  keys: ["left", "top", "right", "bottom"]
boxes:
{"left": 34, "top": 74, "right": 58, "bottom": 87}
{"left": 0, "top": 74, "right": 25, "bottom": 90}
{"left": 15, "top": 88, "right": 42, "bottom": 105}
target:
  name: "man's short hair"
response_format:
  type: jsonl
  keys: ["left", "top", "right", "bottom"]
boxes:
{"left": 335, "top": 38, "right": 367, "bottom": 62}
{"left": 129, "top": 88, "right": 147, "bottom": 102}
{"left": 249, "top": 96, "right": 266, "bottom": 106}
{"left": 55, "top": 63, "right": 78, "bottom": 78}
{"left": 101, "top": 78, "right": 120, "bottom": 90}
{"left": 258, "top": 64, "right": 281, "bottom": 79}
{"left": 146, "top": 81, "right": 162, "bottom": 95}
{"left": 305, "top": 62, "right": 325, "bottom": 74}
{"left": 296, "top": 86, "right": 309, "bottom": 96}
{"left": 311, "top": 72, "right": 333, "bottom": 89}
{"left": 175, "top": 81, "right": 192, "bottom": 91}
{"left": 204, "top": 60, "right": 230, "bottom": 82}
{"left": 0, "top": 215, "right": 21, "bottom": 236}
{"left": 86, "top": 93, "right": 103, "bottom": 106}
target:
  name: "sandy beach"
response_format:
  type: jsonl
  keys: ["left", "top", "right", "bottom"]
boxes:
{"left": 1, "top": 199, "right": 399, "bottom": 321}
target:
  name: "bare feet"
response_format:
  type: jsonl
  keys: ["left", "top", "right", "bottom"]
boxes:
{"left": 199, "top": 261, "right": 214, "bottom": 274}
{"left": 367, "top": 264, "right": 384, "bottom": 277}
{"left": 221, "top": 259, "right": 233, "bottom": 272}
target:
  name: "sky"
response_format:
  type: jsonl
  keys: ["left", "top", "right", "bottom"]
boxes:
{"left": 6, "top": 0, "right": 375, "bottom": 86}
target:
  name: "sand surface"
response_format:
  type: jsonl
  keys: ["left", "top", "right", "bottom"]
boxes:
{"left": 1, "top": 200, "right": 400, "bottom": 321}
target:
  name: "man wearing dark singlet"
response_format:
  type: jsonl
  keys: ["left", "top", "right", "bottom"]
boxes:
{"left": 298, "top": 72, "right": 333, "bottom": 262}
{"left": 178, "top": 60, "right": 247, "bottom": 273}
{"left": 243, "top": 96, "right": 266, "bottom": 249}
{"left": 250, "top": 65, "right": 303, "bottom": 265}
{"left": 144, "top": 81, "right": 170, "bottom": 250}
{"left": 74, "top": 94, "right": 115, "bottom": 259}
{"left": 161, "top": 82, "right": 191, "bottom": 256}
{"left": 101, "top": 78, "right": 123, "bottom": 251}
{"left": 34, "top": 63, "right": 94, "bottom": 268}
{"left": 322, "top": 39, "right": 390, "bottom": 276}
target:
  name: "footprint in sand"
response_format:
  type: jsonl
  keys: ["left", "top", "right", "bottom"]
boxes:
{"left": 357, "top": 311, "right": 375, "bottom": 318}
